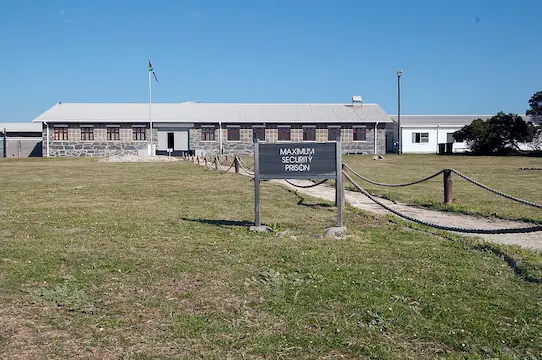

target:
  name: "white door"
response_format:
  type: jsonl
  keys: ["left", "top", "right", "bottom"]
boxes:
{"left": 174, "top": 131, "right": 189, "bottom": 151}
{"left": 157, "top": 131, "right": 168, "bottom": 150}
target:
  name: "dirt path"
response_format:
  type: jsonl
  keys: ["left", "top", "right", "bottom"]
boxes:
{"left": 198, "top": 159, "right": 542, "bottom": 251}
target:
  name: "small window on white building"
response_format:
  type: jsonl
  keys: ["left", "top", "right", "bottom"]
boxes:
{"left": 412, "top": 132, "right": 429, "bottom": 143}
{"left": 446, "top": 133, "right": 455, "bottom": 143}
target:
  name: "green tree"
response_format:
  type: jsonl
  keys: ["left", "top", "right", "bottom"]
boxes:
{"left": 526, "top": 91, "right": 542, "bottom": 124}
{"left": 453, "top": 112, "right": 535, "bottom": 155}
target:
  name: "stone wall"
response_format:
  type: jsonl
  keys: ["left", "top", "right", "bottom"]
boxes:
{"left": 42, "top": 123, "right": 155, "bottom": 157}
{"left": 189, "top": 123, "right": 387, "bottom": 155}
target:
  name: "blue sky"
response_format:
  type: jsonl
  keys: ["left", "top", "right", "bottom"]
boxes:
{"left": 1, "top": 0, "right": 541, "bottom": 121}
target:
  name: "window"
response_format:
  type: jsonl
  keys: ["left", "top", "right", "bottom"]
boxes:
{"left": 133, "top": 126, "right": 146, "bottom": 141}
{"left": 107, "top": 126, "right": 120, "bottom": 141}
{"left": 446, "top": 133, "right": 455, "bottom": 143}
{"left": 201, "top": 126, "right": 215, "bottom": 141}
{"left": 412, "top": 132, "right": 429, "bottom": 143}
{"left": 54, "top": 126, "right": 68, "bottom": 141}
{"left": 328, "top": 126, "right": 341, "bottom": 141}
{"left": 303, "top": 126, "right": 316, "bottom": 141}
{"left": 80, "top": 126, "right": 94, "bottom": 141}
{"left": 227, "top": 126, "right": 240, "bottom": 141}
{"left": 353, "top": 126, "right": 367, "bottom": 141}
{"left": 278, "top": 126, "right": 291, "bottom": 141}
{"left": 253, "top": 126, "right": 265, "bottom": 142}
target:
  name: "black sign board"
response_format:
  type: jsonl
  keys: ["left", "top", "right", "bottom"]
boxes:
{"left": 259, "top": 142, "right": 337, "bottom": 179}
{"left": 253, "top": 140, "right": 343, "bottom": 228}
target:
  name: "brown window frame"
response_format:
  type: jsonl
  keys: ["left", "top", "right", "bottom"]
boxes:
{"left": 302, "top": 126, "right": 316, "bottom": 141}
{"left": 80, "top": 126, "right": 94, "bottom": 141}
{"left": 201, "top": 126, "right": 215, "bottom": 141}
{"left": 227, "top": 126, "right": 240, "bottom": 141}
{"left": 277, "top": 126, "right": 291, "bottom": 142}
{"left": 353, "top": 126, "right": 367, "bottom": 142}
{"left": 107, "top": 126, "right": 120, "bottom": 141}
{"left": 133, "top": 126, "right": 146, "bottom": 141}
{"left": 252, "top": 126, "right": 266, "bottom": 142}
{"left": 328, "top": 126, "right": 341, "bottom": 141}
{"left": 54, "top": 127, "right": 68, "bottom": 141}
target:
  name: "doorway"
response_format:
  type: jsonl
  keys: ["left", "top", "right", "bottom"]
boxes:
{"left": 167, "top": 132, "right": 174, "bottom": 150}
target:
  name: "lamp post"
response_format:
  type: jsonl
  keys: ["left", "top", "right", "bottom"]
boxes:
{"left": 397, "top": 70, "right": 403, "bottom": 154}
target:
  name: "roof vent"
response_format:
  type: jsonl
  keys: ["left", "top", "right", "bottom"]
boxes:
{"left": 352, "top": 96, "right": 362, "bottom": 106}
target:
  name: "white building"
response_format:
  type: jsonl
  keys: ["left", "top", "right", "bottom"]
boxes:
{"left": 388, "top": 115, "right": 493, "bottom": 154}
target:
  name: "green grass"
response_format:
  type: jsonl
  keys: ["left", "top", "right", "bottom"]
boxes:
{"left": 340, "top": 154, "right": 542, "bottom": 224}
{"left": 0, "top": 157, "right": 541, "bottom": 359}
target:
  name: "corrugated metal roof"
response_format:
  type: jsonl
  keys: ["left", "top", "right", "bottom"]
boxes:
{"left": 33, "top": 102, "right": 392, "bottom": 124}
{"left": 0, "top": 122, "right": 42, "bottom": 132}
{"left": 390, "top": 114, "right": 532, "bottom": 126}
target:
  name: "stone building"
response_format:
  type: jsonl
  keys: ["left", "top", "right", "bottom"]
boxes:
{"left": 32, "top": 101, "right": 392, "bottom": 157}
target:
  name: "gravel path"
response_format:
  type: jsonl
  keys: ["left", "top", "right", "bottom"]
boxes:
{"left": 197, "top": 159, "right": 542, "bottom": 251}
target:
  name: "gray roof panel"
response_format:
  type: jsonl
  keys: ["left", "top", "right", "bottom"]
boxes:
{"left": 33, "top": 102, "right": 392, "bottom": 124}
{"left": 390, "top": 114, "right": 533, "bottom": 126}
{"left": 0, "top": 122, "right": 42, "bottom": 132}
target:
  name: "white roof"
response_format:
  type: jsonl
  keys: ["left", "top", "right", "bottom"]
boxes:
{"left": 390, "top": 114, "right": 532, "bottom": 126}
{"left": 0, "top": 122, "right": 42, "bottom": 132}
{"left": 33, "top": 102, "right": 392, "bottom": 124}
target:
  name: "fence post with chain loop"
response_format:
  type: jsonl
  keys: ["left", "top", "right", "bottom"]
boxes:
{"left": 444, "top": 169, "right": 453, "bottom": 205}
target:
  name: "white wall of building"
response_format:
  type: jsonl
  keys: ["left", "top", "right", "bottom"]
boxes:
{"left": 401, "top": 126, "right": 468, "bottom": 154}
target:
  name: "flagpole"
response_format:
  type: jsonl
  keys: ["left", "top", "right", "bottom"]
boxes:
{"left": 148, "top": 55, "right": 153, "bottom": 155}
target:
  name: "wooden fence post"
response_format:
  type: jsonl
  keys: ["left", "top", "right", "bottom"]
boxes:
{"left": 234, "top": 156, "right": 240, "bottom": 174}
{"left": 444, "top": 169, "right": 453, "bottom": 204}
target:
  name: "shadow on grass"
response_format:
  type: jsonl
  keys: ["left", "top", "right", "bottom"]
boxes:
{"left": 292, "top": 191, "right": 334, "bottom": 209}
{"left": 181, "top": 217, "right": 254, "bottom": 228}
{"left": 402, "top": 222, "right": 542, "bottom": 284}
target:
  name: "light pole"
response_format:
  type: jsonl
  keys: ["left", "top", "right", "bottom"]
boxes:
{"left": 397, "top": 70, "right": 402, "bottom": 154}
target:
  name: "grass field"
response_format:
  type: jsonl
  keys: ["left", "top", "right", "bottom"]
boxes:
{"left": 342, "top": 154, "right": 542, "bottom": 224}
{"left": 238, "top": 154, "right": 542, "bottom": 224}
{"left": 0, "top": 158, "right": 541, "bottom": 359}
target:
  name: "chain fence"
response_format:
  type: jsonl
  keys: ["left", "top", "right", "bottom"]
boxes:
{"left": 342, "top": 171, "right": 542, "bottom": 234}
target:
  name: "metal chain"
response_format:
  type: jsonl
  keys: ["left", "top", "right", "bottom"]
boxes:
{"left": 343, "top": 163, "right": 444, "bottom": 187}
{"left": 343, "top": 171, "right": 542, "bottom": 234}
{"left": 450, "top": 169, "right": 542, "bottom": 209}
{"left": 284, "top": 179, "right": 328, "bottom": 188}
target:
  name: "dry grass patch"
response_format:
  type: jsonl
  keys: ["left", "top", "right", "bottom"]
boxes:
{"left": 0, "top": 158, "right": 540, "bottom": 359}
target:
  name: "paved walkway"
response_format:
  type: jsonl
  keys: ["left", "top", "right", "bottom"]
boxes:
{"left": 196, "top": 159, "right": 542, "bottom": 251}
{"left": 274, "top": 179, "right": 542, "bottom": 251}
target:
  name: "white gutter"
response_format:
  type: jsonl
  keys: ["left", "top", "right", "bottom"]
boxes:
{"left": 374, "top": 122, "right": 379, "bottom": 154}
{"left": 44, "top": 121, "right": 50, "bottom": 157}
{"left": 436, "top": 124, "right": 440, "bottom": 154}
{"left": 218, "top": 121, "right": 223, "bottom": 155}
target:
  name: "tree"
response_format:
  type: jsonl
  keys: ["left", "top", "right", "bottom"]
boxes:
{"left": 526, "top": 91, "right": 542, "bottom": 124}
{"left": 453, "top": 112, "right": 535, "bottom": 155}
{"left": 526, "top": 91, "right": 542, "bottom": 151}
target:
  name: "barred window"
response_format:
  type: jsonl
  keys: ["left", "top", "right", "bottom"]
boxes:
{"left": 227, "top": 126, "right": 240, "bottom": 141}
{"left": 54, "top": 127, "right": 68, "bottom": 141}
{"left": 201, "top": 126, "right": 215, "bottom": 141}
{"left": 303, "top": 126, "right": 316, "bottom": 141}
{"left": 278, "top": 126, "right": 290, "bottom": 141}
{"left": 328, "top": 126, "right": 341, "bottom": 141}
{"left": 133, "top": 126, "right": 146, "bottom": 141}
{"left": 252, "top": 126, "right": 265, "bottom": 142}
{"left": 107, "top": 127, "right": 120, "bottom": 141}
{"left": 80, "top": 126, "right": 94, "bottom": 141}
{"left": 353, "top": 127, "right": 367, "bottom": 141}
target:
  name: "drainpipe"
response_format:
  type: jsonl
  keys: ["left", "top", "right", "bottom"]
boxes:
{"left": 44, "top": 121, "right": 50, "bottom": 157}
{"left": 218, "top": 121, "right": 223, "bottom": 155}
{"left": 374, "top": 122, "right": 379, "bottom": 154}
{"left": 436, "top": 124, "right": 440, "bottom": 154}
{"left": 2, "top": 127, "right": 6, "bottom": 158}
